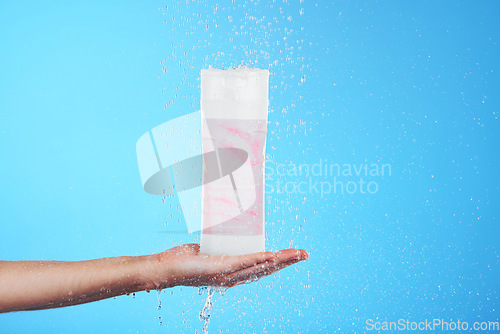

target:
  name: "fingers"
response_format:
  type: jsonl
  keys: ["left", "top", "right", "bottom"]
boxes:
{"left": 163, "top": 244, "right": 308, "bottom": 288}
{"left": 217, "top": 251, "right": 276, "bottom": 274}
{"left": 272, "top": 248, "right": 309, "bottom": 262}
{"left": 218, "top": 248, "right": 308, "bottom": 287}
{"left": 223, "top": 257, "right": 301, "bottom": 287}
{"left": 220, "top": 248, "right": 308, "bottom": 274}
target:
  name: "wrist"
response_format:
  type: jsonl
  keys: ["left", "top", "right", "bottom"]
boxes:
{"left": 135, "top": 252, "right": 178, "bottom": 291}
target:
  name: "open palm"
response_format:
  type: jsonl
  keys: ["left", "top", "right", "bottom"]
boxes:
{"left": 156, "top": 244, "right": 309, "bottom": 288}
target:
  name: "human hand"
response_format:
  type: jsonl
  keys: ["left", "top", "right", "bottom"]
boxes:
{"left": 148, "top": 244, "right": 308, "bottom": 289}
{"left": 0, "top": 244, "right": 307, "bottom": 312}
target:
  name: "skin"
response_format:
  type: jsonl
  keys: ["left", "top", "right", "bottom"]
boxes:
{"left": 0, "top": 244, "right": 308, "bottom": 313}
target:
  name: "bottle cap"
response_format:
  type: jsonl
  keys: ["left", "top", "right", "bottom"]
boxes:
{"left": 201, "top": 67, "right": 269, "bottom": 119}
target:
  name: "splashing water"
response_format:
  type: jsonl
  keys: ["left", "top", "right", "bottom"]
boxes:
{"left": 157, "top": 290, "right": 162, "bottom": 310}
{"left": 198, "top": 286, "right": 227, "bottom": 333}
{"left": 157, "top": 290, "right": 163, "bottom": 326}
{"left": 198, "top": 286, "right": 207, "bottom": 295}
{"left": 198, "top": 287, "right": 215, "bottom": 333}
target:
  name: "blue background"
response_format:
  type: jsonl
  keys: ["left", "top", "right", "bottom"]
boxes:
{"left": 1, "top": 0, "right": 499, "bottom": 333}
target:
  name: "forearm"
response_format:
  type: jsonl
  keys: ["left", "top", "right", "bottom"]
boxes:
{"left": 0, "top": 244, "right": 308, "bottom": 313}
{"left": 0, "top": 255, "right": 164, "bottom": 313}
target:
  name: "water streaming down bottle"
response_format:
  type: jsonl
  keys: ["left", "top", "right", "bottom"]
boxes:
{"left": 200, "top": 67, "right": 269, "bottom": 256}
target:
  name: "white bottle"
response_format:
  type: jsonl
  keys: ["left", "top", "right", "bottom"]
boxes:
{"left": 200, "top": 67, "right": 269, "bottom": 256}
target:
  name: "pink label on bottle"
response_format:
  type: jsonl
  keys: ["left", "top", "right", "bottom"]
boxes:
{"left": 201, "top": 118, "right": 267, "bottom": 236}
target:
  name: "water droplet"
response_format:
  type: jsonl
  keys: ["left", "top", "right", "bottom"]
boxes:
{"left": 198, "top": 287, "right": 226, "bottom": 333}
{"left": 198, "top": 286, "right": 207, "bottom": 295}
{"left": 199, "top": 287, "right": 215, "bottom": 333}
{"left": 157, "top": 289, "right": 162, "bottom": 310}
